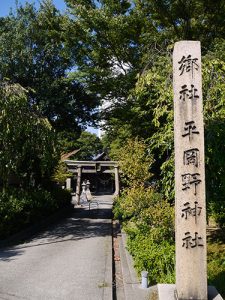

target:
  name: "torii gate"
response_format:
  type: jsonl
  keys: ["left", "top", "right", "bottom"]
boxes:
{"left": 64, "top": 160, "right": 120, "bottom": 204}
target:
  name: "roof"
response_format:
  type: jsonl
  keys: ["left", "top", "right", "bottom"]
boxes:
{"left": 93, "top": 152, "right": 110, "bottom": 161}
{"left": 61, "top": 149, "right": 80, "bottom": 161}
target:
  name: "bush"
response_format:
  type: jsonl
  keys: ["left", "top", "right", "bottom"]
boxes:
{"left": 110, "top": 138, "right": 154, "bottom": 187}
{"left": 113, "top": 185, "right": 175, "bottom": 283}
{"left": 0, "top": 186, "right": 71, "bottom": 239}
{"left": 127, "top": 234, "right": 175, "bottom": 284}
{"left": 112, "top": 137, "right": 175, "bottom": 284}
{"left": 207, "top": 232, "right": 225, "bottom": 298}
{"left": 114, "top": 186, "right": 162, "bottom": 220}
{"left": 208, "top": 200, "right": 225, "bottom": 228}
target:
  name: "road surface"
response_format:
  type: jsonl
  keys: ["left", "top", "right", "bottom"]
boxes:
{"left": 0, "top": 195, "right": 113, "bottom": 300}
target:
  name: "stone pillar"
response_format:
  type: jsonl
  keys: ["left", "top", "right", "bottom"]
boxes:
{"left": 114, "top": 166, "right": 120, "bottom": 196}
{"left": 75, "top": 166, "right": 82, "bottom": 205}
{"left": 173, "top": 41, "right": 207, "bottom": 300}
{"left": 66, "top": 178, "right": 71, "bottom": 190}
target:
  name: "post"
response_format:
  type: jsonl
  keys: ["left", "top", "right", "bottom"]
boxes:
{"left": 114, "top": 166, "right": 120, "bottom": 196}
{"left": 66, "top": 178, "right": 71, "bottom": 190}
{"left": 75, "top": 166, "right": 82, "bottom": 205}
{"left": 141, "top": 271, "right": 148, "bottom": 289}
{"left": 173, "top": 41, "right": 207, "bottom": 300}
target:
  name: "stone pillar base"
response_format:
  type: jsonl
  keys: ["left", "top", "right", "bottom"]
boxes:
{"left": 157, "top": 284, "right": 223, "bottom": 300}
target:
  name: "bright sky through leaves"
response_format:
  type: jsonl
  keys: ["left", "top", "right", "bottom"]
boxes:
{"left": 0, "top": 0, "right": 99, "bottom": 136}
{"left": 0, "top": 0, "right": 67, "bottom": 16}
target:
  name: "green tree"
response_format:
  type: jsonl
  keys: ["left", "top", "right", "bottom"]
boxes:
{"left": 76, "top": 131, "right": 103, "bottom": 160}
{"left": 0, "top": 0, "right": 99, "bottom": 135}
{"left": 202, "top": 40, "right": 225, "bottom": 225}
{"left": 135, "top": 0, "right": 225, "bottom": 46}
{"left": 130, "top": 40, "right": 225, "bottom": 210}
{"left": 60, "top": 0, "right": 225, "bottom": 151}
{"left": 52, "top": 161, "right": 72, "bottom": 186}
{"left": 113, "top": 138, "right": 175, "bottom": 284}
{"left": 64, "top": 0, "right": 147, "bottom": 103}
{"left": 64, "top": 0, "right": 225, "bottom": 104}
{"left": 110, "top": 138, "right": 154, "bottom": 187}
{"left": 0, "top": 82, "right": 58, "bottom": 188}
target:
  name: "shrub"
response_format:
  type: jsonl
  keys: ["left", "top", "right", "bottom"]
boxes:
{"left": 113, "top": 185, "right": 175, "bottom": 283}
{"left": 208, "top": 200, "right": 225, "bottom": 228}
{"left": 113, "top": 137, "right": 175, "bottom": 284}
{"left": 127, "top": 234, "right": 175, "bottom": 284}
{"left": 52, "top": 161, "right": 72, "bottom": 186}
{"left": 111, "top": 138, "right": 154, "bottom": 187}
{"left": 114, "top": 186, "right": 161, "bottom": 220}
{"left": 0, "top": 186, "right": 71, "bottom": 239}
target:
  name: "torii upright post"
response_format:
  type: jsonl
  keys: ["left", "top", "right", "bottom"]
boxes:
{"left": 173, "top": 41, "right": 207, "bottom": 300}
{"left": 114, "top": 166, "right": 120, "bottom": 196}
{"left": 75, "top": 166, "right": 82, "bottom": 205}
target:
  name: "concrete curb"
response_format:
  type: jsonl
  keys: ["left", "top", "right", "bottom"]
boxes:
{"left": 0, "top": 205, "right": 73, "bottom": 248}
{"left": 119, "top": 230, "right": 157, "bottom": 300}
{"left": 119, "top": 232, "right": 224, "bottom": 300}
{"left": 103, "top": 227, "right": 113, "bottom": 300}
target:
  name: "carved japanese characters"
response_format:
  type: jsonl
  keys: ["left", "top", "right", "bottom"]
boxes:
{"left": 173, "top": 41, "right": 207, "bottom": 300}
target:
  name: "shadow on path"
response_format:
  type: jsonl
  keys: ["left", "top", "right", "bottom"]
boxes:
{"left": 0, "top": 196, "right": 113, "bottom": 261}
{"left": 0, "top": 248, "right": 24, "bottom": 262}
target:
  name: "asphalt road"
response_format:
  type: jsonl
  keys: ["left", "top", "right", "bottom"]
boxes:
{"left": 0, "top": 195, "right": 113, "bottom": 300}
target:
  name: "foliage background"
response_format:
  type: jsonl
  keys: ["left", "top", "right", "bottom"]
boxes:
{"left": 0, "top": 0, "right": 225, "bottom": 292}
{"left": 113, "top": 139, "right": 175, "bottom": 283}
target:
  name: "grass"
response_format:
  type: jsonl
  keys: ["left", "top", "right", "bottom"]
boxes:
{"left": 207, "top": 228, "right": 225, "bottom": 298}
{"left": 98, "top": 281, "right": 109, "bottom": 288}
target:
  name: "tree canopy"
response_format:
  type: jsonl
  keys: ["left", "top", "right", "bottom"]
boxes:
{"left": 0, "top": 1, "right": 99, "bottom": 137}
{"left": 0, "top": 0, "right": 224, "bottom": 210}
{"left": 0, "top": 82, "right": 58, "bottom": 188}
{"left": 0, "top": 0, "right": 225, "bottom": 292}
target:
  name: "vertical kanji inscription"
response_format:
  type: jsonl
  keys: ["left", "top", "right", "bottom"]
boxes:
{"left": 173, "top": 41, "right": 207, "bottom": 300}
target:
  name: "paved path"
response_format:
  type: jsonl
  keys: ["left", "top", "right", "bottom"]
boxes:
{"left": 0, "top": 195, "right": 113, "bottom": 300}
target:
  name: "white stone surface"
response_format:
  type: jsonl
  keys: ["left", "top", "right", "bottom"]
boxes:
{"left": 66, "top": 177, "right": 71, "bottom": 190}
{"left": 173, "top": 41, "right": 207, "bottom": 299}
{"left": 157, "top": 284, "right": 224, "bottom": 300}
{"left": 158, "top": 284, "right": 176, "bottom": 300}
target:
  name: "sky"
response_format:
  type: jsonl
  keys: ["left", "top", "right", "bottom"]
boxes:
{"left": 0, "top": 0, "right": 67, "bottom": 17}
